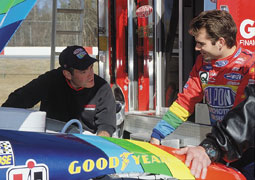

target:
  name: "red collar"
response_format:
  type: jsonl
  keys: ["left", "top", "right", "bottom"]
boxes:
{"left": 65, "top": 78, "right": 84, "bottom": 91}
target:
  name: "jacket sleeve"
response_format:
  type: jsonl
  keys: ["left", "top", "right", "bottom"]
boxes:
{"left": 95, "top": 83, "right": 116, "bottom": 136}
{"left": 151, "top": 56, "right": 204, "bottom": 140}
{"left": 201, "top": 84, "right": 255, "bottom": 162}
{"left": 2, "top": 71, "right": 51, "bottom": 108}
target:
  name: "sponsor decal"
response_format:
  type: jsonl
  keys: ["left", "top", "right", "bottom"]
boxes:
{"left": 136, "top": 5, "right": 153, "bottom": 18}
{"left": 232, "top": 67, "right": 240, "bottom": 71}
{"left": 226, "top": 81, "right": 240, "bottom": 86}
{"left": 208, "top": 77, "right": 216, "bottom": 83}
{"left": 224, "top": 73, "right": 243, "bottom": 81}
{"left": 204, "top": 86, "right": 236, "bottom": 108}
{"left": 0, "top": 141, "right": 14, "bottom": 168}
{"left": 249, "top": 79, "right": 255, "bottom": 85}
{"left": 234, "top": 57, "right": 245, "bottom": 65}
{"left": 6, "top": 159, "right": 49, "bottom": 180}
{"left": 208, "top": 107, "right": 230, "bottom": 122}
{"left": 199, "top": 72, "right": 209, "bottom": 84}
{"left": 234, "top": 60, "right": 244, "bottom": 65}
{"left": 84, "top": 104, "right": 96, "bottom": 111}
{"left": 73, "top": 48, "right": 87, "bottom": 59}
{"left": 215, "top": 60, "right": 228, "bottom": 67}
{"left": 202, "top": 65, "right": 213, "bottom": 71}
{"left": 68, "top": 153, "right": 166, "bottom": 175}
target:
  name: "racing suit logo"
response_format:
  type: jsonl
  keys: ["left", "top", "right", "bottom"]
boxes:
{"left": 224, "top": 73, "right": 243, "bottom": 81}
{"left": 215, "top": 60, "right": 228, "bottom": 67}
{"left": 199, "top": 72, "right": 209, "bottom": 84}
{"left": 204, "top": 86, "right": 236, "bottom": 122}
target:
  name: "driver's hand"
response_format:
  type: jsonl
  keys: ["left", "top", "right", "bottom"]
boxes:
{"left": 97, "top": 130, "right": 110, "bottom": 137}
{"left": 150, "top": 137, "right": 160, "bottom": 145}
{"left": 174, "top": 146, "right": 211, "bottom": 179}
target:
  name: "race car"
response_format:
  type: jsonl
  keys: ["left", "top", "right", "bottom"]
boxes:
{"left": 0, "top": 118, "right": 245, "bottom": 180}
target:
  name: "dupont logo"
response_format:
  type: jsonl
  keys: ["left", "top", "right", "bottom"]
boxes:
{"left": 6, "top": 159, "right": 49, "bottom": 180}
{"left": 224, "top": 73, "right": 243, "bottom": 81}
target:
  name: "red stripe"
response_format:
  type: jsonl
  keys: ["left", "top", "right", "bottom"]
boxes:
{"left": 84, "top": 104, "right": 96, "bottom": 108}
{"left": 65, "top": 79, "right": 84, "bottom": 91}
{"left": 0, "top": 49, "right": 4, "bottom": 55}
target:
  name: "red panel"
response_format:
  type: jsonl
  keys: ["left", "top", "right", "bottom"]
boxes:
{"left": 217, "top": 0, "right": 255, "bottom": 52}
{"left": 115, "top": 0, "right": 129, "bottom": 111}
{"left": 13, "top": 174, "right": 23, "bottom": 180}
{"left": 157, "top": 145, "right": 246, "bottom": 180}
{"left": 137, "top": 0, "right": 150, "bottom": 110}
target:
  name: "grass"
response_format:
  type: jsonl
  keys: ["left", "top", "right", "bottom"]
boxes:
{"left": 0, "top": 57, "right": 57, "bottom": 108}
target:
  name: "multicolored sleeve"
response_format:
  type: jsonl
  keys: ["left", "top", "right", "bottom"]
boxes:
{"left": 151, "top": 56, "right": 204, "bottom": 140}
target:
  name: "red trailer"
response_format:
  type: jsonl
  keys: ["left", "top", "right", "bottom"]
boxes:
{"left": 217, "top": 0, "right": 255, "bottom": 52}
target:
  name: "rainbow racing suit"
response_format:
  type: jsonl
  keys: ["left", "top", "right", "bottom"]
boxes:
{"left": 151, "top": 46, "right": 255, "bottom": 141}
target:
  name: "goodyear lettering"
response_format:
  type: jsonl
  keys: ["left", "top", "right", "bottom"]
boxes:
{"left": 151, "top": 155, "right": 161, "bottom": 163}
{"left": 68, "top": 154, "right": 164, "bottom": 175}
{"left": 141, "top": 155, "right": 150, "bottom": 164}
{"left": 96, "top": 158, "right": 107, "bottom": 170}
{"left": 0, "top": 155, "right": 12, "bottom": 165}
{"left": 131, "top": 155, "right": 140, "bottom": 165}
{"left": 83, "top": 159, "right": 95, "bottom": 172}
{"left": 240, "top": 19, "right": 255, "bottom": 39}
{"left": 68, "top": 161, "right": 81, "bottom": 174}
{"left": 109, "top": 157, "right": 119, "bottom": 168}
{"left": 204, "top": 87, "right": 235, "bottom": 108}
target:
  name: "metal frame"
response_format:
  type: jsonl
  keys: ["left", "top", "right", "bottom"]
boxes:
{"left": 155, "top": 0, "right": 163, "bottom": 115}
{"left": 127, "top": 0, "right": 136, "bottom": 111}
{"left": 179, "top": 0, "right": 183, "bottom": 93}
{"left": 98, "top": 0, "right": 110, "bottom": 83}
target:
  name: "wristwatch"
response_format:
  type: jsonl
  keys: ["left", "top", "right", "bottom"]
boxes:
{"left": 201, "top": 143, "right": 219, "bottom": 162}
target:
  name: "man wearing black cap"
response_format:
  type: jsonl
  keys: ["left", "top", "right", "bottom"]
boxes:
{"left": 2, "top": 45, "right": 116, "bottom": 137}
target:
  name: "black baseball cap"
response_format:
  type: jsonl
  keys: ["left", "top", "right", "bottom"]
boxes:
{"left": 59, "top": 45, "right": 97, "bottom": 70}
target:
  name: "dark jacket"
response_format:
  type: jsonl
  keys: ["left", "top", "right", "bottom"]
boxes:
{"left": 200, "top": 84, "right": 255, "bottom": 171}
{"left": 2, "top": 68, "right": 116, "bottom": 135}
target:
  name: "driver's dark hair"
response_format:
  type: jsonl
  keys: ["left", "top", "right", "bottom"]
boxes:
{"left": 63, "top": 67, "right": 74, "bottom": 75}
{"left": 189, "top": 10, "right": 237, "bottom": 48}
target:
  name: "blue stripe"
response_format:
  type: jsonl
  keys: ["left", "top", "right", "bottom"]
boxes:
{"left": 0, "top": 20, "right": 21, "bottom": 53}
{"left": 154, "top": 120, "right": 175, "bottom": 138}
{"left": 74, "top": 134, "right": 144, "bottom": 174}
{"left": 0, "top": 0, "right": 36, "bottom": 28}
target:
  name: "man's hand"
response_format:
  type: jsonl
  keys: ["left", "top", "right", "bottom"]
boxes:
{"left": 150, "top": 137, "right": 160, "bottom": 145}
{"left": 97, "top": 130, "right": 110, "bottom": 137}
{"left": 174, "top": 146, "right": 211, "bottom": 179}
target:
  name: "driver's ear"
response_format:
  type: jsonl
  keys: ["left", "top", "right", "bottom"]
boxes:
{"left": 217, "top": 37, "right": 225, "bottom": 50}
{"left": 62, "top": 69, "right": 72, "bottom": 80}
